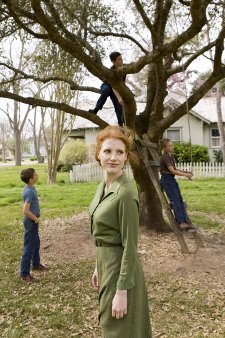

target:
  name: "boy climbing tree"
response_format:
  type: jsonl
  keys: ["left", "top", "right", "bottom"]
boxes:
{"left": 89, "top": 52, "right": 125, "bottom": 126}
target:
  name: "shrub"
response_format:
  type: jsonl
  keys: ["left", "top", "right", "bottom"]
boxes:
{"left": 30, "top": 156, "right": 37, "bottom": 161}
{"left": 213, "top": 150, "right": 223, "bottom": 163}
{"left": 59, "top": 139, "right": 88, "bottom": 166}
{"left": 57, "top": 163, "right": 73, "bottom": 172}
{"left": 173, "top": 142, "right": 209, "bottom": 163}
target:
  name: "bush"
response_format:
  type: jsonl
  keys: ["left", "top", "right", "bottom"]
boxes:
{"left": 213, "top": 150, "right": 223, "bottom": 163}
{"left": 173, "top": 142, "right": 209, "bottom": 163}
{"left": 30, "top": 156, "right": 37, "bottom": 161}
{"left": 57, "top": 163, "right": 73, "bottom": 172}
{"left": 59, "top": 139, "right": 88, "bottom": 166}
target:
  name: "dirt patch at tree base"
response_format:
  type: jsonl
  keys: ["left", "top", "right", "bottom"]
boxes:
{"left": 41, "top": 212, "right": 96, "bottom": 263}
{"left": 40, "top": 212, "right": 225, "bottom": 288}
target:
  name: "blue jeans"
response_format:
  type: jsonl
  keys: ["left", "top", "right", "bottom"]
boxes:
{"left": 160, "top": 174, "right": 189, "bottom": 224}
{"left": 20, "top": 219, "right": 40, "bottom": 277}
{"left": 95, "top": 83, "right": 123, "bottom": 124}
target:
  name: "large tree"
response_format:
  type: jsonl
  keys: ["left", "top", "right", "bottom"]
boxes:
{"left": 0, "top": 0, "right": 225, "bottom": 230}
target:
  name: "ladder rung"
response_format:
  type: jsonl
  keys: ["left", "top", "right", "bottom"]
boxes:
{"left": 138, "top": 140, "right": 158, "bottom": 148}
{"left": 149, "top": 160, "right": 160, "bottom": 167}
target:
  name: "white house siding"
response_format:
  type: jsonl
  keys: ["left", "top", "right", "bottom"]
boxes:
{"left": 203, "top": 125, "right": 212, "bottom": 158}
{"left": 167, "top": 114, "right": 204, "bottom": 145}
{"left": 85, "top": 129, "right": 99, "bottom": 145}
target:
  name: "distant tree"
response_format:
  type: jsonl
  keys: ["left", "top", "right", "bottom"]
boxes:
{"left": 7, "top": 137, "right": 30, "bottom": 157}
{"left": 0, "top": 118, "right": 12, "bottom": 161}
{"left": 41, "top": 83, "right": 76, "bottom": 183}
{"left": 1, "top": 37, "right": 32, "bottom": 165}
{"left": 29, "top": 108, "right": 43, "bottom": 164}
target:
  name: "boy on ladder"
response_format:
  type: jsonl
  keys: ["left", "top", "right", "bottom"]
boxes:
{"left": 160, "top": 138, "right": 196, "bottom": 231}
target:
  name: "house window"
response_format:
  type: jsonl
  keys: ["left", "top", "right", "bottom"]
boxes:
{"left": 166, "top": 129, "right": 181, "bottom": 142}
{"left": 211, "top": 128, "right": 220, "bottom": 148}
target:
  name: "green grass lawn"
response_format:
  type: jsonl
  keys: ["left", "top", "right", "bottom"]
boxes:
{"left": 0, "top": 164, "right": 225, "bottom": 337}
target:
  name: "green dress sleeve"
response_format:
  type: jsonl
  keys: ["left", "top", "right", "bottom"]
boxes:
{"left": 116, "top": 192, "right": 139, "bottom": 290}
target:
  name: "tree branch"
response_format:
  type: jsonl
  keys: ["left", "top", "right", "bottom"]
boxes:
{"left": 43, "top": 0, "right": 97, "bottom": 55}
{"left": 0, "top": 62, "right": 100, "bottom": 93}
{"left": 30, "top": 0, "right": 108, "bottom": 81}
{"left": 178, "top": 0, "right": 191, "bottom": 5}
{"left": 154, "top": 0, "right": 173, "bottom": 45}
{"left": 153, "top": 68, "right": 225, "bottom": 136}
{"left": 3, "top": 0, "right": 212, "bottom": 81}
{"left": 132, "top": 0, "right": 155, "bottom": 38}
{"left": 0, "top": 91, "right": 108, "bottom": 128}
{"left": 166, "top": 40, "right": 217, "bottom": 76}
{"left": 89, "top": 30, "right": 148, "bottom": 54}
{"left": 2, "top": 0, "right": 49, "bottom": 39}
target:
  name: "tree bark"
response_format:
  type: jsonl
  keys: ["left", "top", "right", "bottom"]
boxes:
{"left": 13, "top": 89, "right": 21, "bottom": 166}
{"left": 216, "top": 82, "right": 225, "bottom": 162}
{"left": 47, "top": 163, "right": 57, "bottom": 184}
{"left": 14, "top": 127, "right": 22, "bottom": 166}
{"left": 131, "top": 144, "right": 171, "bottom": 232}
{"left": 31, "top": 110, "right": 43, "bottom": 163}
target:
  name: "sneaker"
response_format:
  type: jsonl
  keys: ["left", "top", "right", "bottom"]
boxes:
{"left": 21, "top": 274, "right": 36, "bottom": 283}
{"left": 89, "top": 108, "right": 98, "bottom": 114}
{"left": 32, "top": 264, "right": 48, "bottom": 271}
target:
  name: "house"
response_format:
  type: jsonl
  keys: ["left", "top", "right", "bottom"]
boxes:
{"left": 22, "top": 138, "right": 47, "bottom": 159}
{"left": 164, "top": 92, "right": 225, "bottom": 159}
{"left": 68, "top": 92, "right": 225, "bottom": 161}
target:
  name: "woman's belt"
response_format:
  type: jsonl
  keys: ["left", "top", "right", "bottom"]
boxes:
{"left": 95, "top": 239, "right": 122, "bottom": 247}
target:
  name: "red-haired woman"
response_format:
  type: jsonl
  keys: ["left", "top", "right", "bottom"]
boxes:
{"left": 89, "top": 126, "right": 152, "bottom": 338}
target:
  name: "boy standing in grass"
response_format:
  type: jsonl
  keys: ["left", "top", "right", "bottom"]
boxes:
{"left": 20, "top": 168, "right": 47, "bottom": 282}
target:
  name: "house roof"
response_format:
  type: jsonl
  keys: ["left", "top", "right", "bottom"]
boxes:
{"left": 73, "top": 91, "right": 223, "bottom": 130}
{"left": 192, "top": 96, "right": 225, "bottom": 123}
{"left": 72, "top": 108, "right": 118, "bottom": 130}
{"left": 164, "top": 92, "right": 211, "bottom": 124}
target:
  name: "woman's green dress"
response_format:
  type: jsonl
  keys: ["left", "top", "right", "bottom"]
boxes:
{"left": 89, "top": 174, "right": 152, "bottom": 338}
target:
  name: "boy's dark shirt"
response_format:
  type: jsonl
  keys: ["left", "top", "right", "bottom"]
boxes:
{"left": 103, "top": 65, "right": 126, "bottom": 84}
{"left": 160, "top": 152, "right": 176, "bottom": 176}
{"left": 111, "top": 65, "right": 126, "bottom": 82}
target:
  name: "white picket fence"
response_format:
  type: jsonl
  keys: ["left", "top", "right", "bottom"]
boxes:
{"left": 70, "top": 162, "right": 225, "bottom": 182}
{"left": 176, "top": 162, "right": 225, "bottom": 179}
{"left": 70, "top": 162, "right": 133, "bottom": 182}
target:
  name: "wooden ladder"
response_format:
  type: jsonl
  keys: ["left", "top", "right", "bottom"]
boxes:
{"left": 135, "top": 134, "right": 204, "bottom": 254}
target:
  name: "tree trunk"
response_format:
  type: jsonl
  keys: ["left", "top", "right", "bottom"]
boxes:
{"left": 47, "top": 159, "right": 57, "bottom": 184}
{"left": 13, "top": 87, "right": 22, "bottom": 166}
{"left": 131, "top": 144, "right": 171, "bottom": 232}
{"left": 2, "top": 142, "right": 6, "bottom": 162}
{"left": 14, "top": 128, "right": 22, "bottom": 166}
{"left": 32, "top": 111, "right": 43, "bottom": 163}
{"left": 216, "top": 82, "right": 225, "bottom": 162}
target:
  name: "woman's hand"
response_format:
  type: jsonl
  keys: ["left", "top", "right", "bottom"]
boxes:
{"left": 91, "top": 267, "right": 99, "bottom": 291}
{"left": 112, "top": 290, "right": 127, "bottom": 319}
